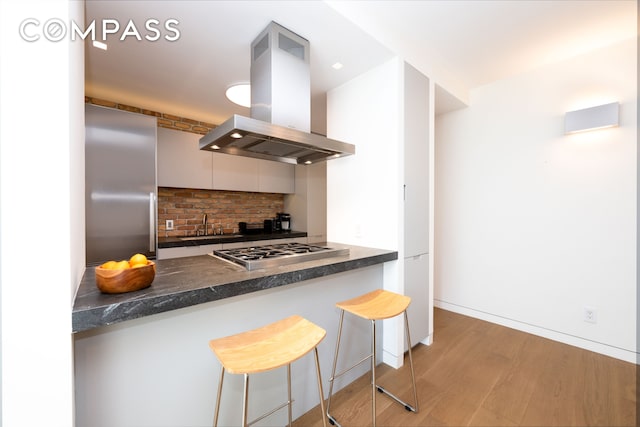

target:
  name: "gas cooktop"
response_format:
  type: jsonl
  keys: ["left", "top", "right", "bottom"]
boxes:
{"left": 213, "top": 243, "right": 349, "bottom": 271}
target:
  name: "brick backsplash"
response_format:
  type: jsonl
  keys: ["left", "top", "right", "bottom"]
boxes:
{"left": 85, "top": 97, "right": 216, "bottom": 135}
{"left": 158, "top": 187, "right": 285, "bottom": 237}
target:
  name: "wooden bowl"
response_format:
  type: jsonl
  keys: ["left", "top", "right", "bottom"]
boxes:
{"left": 95, "top": 261, "right": 156, "bottom": 294}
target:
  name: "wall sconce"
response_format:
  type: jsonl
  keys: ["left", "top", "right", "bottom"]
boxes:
{"left": 564, "top": 102, "right": 619, "bottom": 134}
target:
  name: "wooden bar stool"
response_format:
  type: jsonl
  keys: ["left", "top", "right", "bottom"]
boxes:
{"left": 326, "top": 289, "right": 418, "bottom": 427}
{"left": 209, "top": 315, "right": 327, "bottom": 427}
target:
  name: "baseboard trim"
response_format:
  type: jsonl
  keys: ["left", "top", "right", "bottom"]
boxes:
{"left": 435, "top": 299, "right": 638, "bottom": 364}
{"left": 382, "top": 350, "right": 402, "bottom": 368}
{"left": 420, "top": 334, "right": 433, "bottom": 346}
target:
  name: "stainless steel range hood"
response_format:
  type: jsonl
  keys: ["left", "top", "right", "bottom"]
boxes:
{"left": 199, "top": 114, "right": 354, "bottom": 165}
{"left": 199, "top": 22, "right": 355, "bottom": 165}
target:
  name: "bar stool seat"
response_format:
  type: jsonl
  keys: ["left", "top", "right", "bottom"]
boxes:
{"left": 337, "top": 288, "right": 411, "bottom": 320}
{"left": 327, "top": 289, "right": 419, "bottom": 427}
{"left": 209, "top": 315, "right": 327, "bottom": 427}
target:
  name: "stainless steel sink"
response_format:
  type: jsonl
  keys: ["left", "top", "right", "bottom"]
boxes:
{"left": 179, "top": 235, "right": 242, "bottom": 241}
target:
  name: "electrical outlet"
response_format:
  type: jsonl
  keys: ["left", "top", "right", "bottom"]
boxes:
{"left": 166, "top": 219, "right": 174, "bottom": 230}
{"left": 583, "top": 306, "right": 597, "bottom": 324}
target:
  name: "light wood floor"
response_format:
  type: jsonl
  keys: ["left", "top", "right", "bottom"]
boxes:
{"left": 294, "top": 308, "right": 637, "bottom": 427}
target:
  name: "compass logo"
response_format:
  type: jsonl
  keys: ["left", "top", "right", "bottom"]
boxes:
{"left": 19, "top": 18, "right": 180, "bottom": 43}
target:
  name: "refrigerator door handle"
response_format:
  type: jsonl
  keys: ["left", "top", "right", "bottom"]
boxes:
{"left": 149, "top": 192, "right": 156, "bottom": 253}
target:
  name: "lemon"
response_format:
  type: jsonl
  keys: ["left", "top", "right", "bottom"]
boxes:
{"left": 114, "top": 260, "right": 131, "bottom": 270}
{"left": 101, "top": 260, "right": 118, "bottom": 269}
{"left": 129, "top": 253, "right": 148, "bottom": 268}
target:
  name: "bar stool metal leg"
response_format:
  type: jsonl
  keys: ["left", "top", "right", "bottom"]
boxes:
{"left": 373, "top": 312, "right": 418, "bottom": 413}
{"left": 326, "top": 292, "right": 419, "bottom": 427}
{"left": 287, "top": 364, "right": 292, "bottom": 427}
{"left": 213, "top": 366, "right": 225, "bottom": 427}
{"left": 326, "top": 310, "right": 345, "bottom": 426}
{"left": 371, "top": 319, "right": 377, "bottom": 427}
{"left": 404, "top": 311, "right": 419, "bottom": 412}
{"left": 242, "top": 374, "right": 249, "bottom": 427}
{"left": 313, "top": 347, "right": 328, "bottom": 427}
{"left": 327, "top": 310, "right": 378, "bottom": 427}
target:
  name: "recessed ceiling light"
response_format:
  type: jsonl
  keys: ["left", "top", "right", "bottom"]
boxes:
{"left": 230, "top": 132, "right": 243, "bottom": 139}
{"left": 225, "top": 84, "right": 251, "bottom": 108}
{"left": 92, "top": 40, "right": 107, "bottom": 50}
{"left": 332, "top": 62, "right": 343, "bottom": 70}
{"left": 304, "top": 160, "right": 312, "bottom": 165}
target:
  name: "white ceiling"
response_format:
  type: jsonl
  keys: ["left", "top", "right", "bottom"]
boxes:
{"left": 84, "top": 0, "right": 636, "bottom": 128}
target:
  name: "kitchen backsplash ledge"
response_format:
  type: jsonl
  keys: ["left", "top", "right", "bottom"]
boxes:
{"left": 158, "top": 187, "right": 284, "bottom": 237}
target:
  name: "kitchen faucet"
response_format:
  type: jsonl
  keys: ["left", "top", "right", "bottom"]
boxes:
{"left": 202, "top": 213, "right": 208, "bottom": 236}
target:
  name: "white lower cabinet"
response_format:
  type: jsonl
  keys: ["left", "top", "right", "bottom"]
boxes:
{"left": 221, "top": 237, "right": 307, "bottom": 250}
{"left": 158, "top": 238, "right": 308, "bottom": 259}
{"left": 157, "top": 244, "right": 221, "bottom": 259}
{"left": 404, "top": 253, "right": 429, "bottom": 346}
{"left": 220, "top": 241, "right": 254, "bottom": 250}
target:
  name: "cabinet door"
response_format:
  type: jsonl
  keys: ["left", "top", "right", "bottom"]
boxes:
{"left": 157, "top": 128, "right": 213, "bottom": 189}
{"left": 157, "top": 244, "right": 222, "bottom": 259}
{"left": 212, "top": 153, "right": 259, "bottom": 192}
{"left": 258, "top": 160, "right": 295, "bottom": 193}
{"left": 404, "top": 254, "right": 429, "bottom": 346}
{"left": 221, "top": 237, "right": 307, "bottom": 250}
{"left": 403, "top": 63, "right": 429, "bottom": 257}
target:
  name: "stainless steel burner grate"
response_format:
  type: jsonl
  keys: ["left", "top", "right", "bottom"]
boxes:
{"left": 213, "top": 243, "right": 349, "bottom": 270}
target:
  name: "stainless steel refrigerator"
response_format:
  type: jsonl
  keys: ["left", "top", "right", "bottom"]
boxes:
{"left": 85, "top": 104, "right": 157, "bottom": 265}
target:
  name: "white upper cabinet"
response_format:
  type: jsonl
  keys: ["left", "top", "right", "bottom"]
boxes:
{"left": 157, "top": 127, "right": 213, "bottom": 189}
{"left": 157, "top": 127, "right": 294, "bottom": 193}
{"left": 211, "top": 153, "right": 294, "bottom": 193}
{"left": 212, "top": 153, "right": 259, "bottom": 192}
{"left": 258, "top": 160, "right": 295, "bottom": 194}
{"left": 403, "top": 63, "right": 430, "bottom": 257}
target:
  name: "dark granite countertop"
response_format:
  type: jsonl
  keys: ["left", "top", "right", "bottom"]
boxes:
{"left": 72, "top": 242, "right": 397, "bottom": 333}
{"left": 158, "top": 231, "right": 307, "bottom": 248}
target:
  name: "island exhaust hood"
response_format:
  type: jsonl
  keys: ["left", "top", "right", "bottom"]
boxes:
{"left": 199, "top": 22, "right": 355, "bottom": 165}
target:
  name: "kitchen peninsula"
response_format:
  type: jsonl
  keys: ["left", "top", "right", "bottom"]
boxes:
{"left": 73, "top": 242, "right": 397, "bottom": 426}
{"left": 73, "top": 242, "right": 395, "bottom": 332}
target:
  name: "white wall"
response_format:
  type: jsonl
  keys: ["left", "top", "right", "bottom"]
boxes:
{"left": 0, "top": 0, "right": 85, "bottom": 425}
{"left": 326, "top": 57, "right": 403, "bottom": 253}
{"left": 326, "top": 57, "right": 408, "bottom": 367}
{"left": 284, "top": 162, "right": 327, "bottom": 243}
{"left": 434, "top": 38, "right": 637, "bottom": 362}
